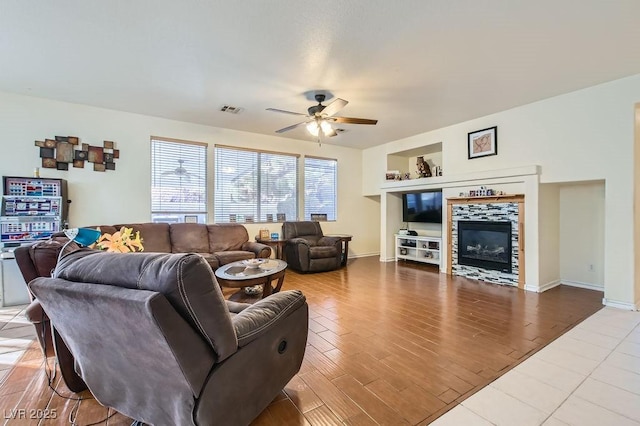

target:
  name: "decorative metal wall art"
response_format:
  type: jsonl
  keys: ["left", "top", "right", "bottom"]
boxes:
{"left": 35, "top": 136, "right": 119, "bottom": 172}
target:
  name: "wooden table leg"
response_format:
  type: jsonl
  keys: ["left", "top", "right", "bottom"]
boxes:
{"left": 342, "top": 240, "right": 349, "bottom": 266}
{"left": 272, "top": 273, "right": 285, "bottom": 293}
{"left": 260, "top": 269, "right": 286, "bottom": 298}
{"left": 261, "top": 277, "right": 272, "bottom": 298}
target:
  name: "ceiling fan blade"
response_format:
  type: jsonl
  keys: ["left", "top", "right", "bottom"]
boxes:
{"left": 266, "top": 108, "right": 309, "bottom": 117}
{"left": 320, "top": 98, "right": 348, "bottom": 117}
{"left": 331, "top": 117, "right": 378, "bottom": 125}
{"left": 275, "top": 121, "right": 310, "bottom": 133}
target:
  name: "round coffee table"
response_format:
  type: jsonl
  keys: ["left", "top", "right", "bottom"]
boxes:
{"left": 215, "top": 259, "right": 288, "bottom": 299}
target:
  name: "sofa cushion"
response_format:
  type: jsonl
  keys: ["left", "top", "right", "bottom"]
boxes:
{"left": 197, "top": 253, "right": 220, "bottom": 270}
{"left": 170, "top": 223, "right": 210, "bottom": 253}
{"left": 117, "top": 223, "right": 172, "bottom": 253}
{"left": 54, "top": 250, "right": 238, "bottom": 362}
{"left": 208, "top": 224, "right": 249, "bottom": 252}
{"left": 215, "top": 251, "right": 254, "bottom": 265}
{"left": 94, "top": 225, "right": 119, "bottom": 236}
{"left": 282, "top": 221, "right": 323, "bottom": 240}
{"left": 309, "top": 246, "right": 338, "bottom": 259}
{"left": 297, "top": 235, "right": 320, "bottom": 246}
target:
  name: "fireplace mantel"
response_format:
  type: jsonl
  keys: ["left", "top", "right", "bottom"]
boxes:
{"left": 447, "top": 194, "right": 525, "bottom": 288}
{"left": 446, "top": 194, "right": 526, "bottom": 204}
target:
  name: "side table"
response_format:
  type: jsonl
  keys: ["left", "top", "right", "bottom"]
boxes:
{"left": 324, "top": 234, "right": 353, "bottom": 266}
{"left": 256, "top": 237, "right": 287, "bottom": 260}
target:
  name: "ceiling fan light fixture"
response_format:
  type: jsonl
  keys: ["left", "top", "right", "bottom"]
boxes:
{"left": 306, "top": 121, "right": 319, "bottom": 136}
{"left": 320, "top": 120, "right": 332, "bottom": 135}
{"left": 306, "top": 120, "right": 333, "bottom": 137}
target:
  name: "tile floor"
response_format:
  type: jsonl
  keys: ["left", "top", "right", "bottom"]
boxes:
{"left": 0, "top": 305, "right": 638, "bottom": 425}
{"left": 433, "top": 306, "right": 640, "bottom": 426}
{"left": 0, "top": 304, "right": 35, "bottom": 385}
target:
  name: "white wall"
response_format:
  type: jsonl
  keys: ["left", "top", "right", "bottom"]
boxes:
{"left": 364, "top": 74, "right": 639, "bottom": 306}
{"left": 0, "top": 91, "right": 380, "bottom": 257}
{"left": 559, "top": 181, "right": 605, "bottom": 289}
{"left": 539, "top": 184, "right": 561, "bottom": 289}
{"left": 635, "top": 103, "right": 640, "bottom": 308}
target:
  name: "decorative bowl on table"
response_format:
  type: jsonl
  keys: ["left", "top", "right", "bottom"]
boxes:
{"left": 242, "top": 259, "right": 265, "bottom": 269}
{"left": 244, "top": 285, "right": 264, "bottom": 296}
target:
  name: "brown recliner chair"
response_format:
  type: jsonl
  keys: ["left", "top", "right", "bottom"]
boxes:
{"left": 30, "top": 250, "right": 309, "bottom": 426}
{"left": 282, "top": 221, "right": 342, "bottom": 273}
{"left": 14, "top": 237, "right": 87, "bottom": 392}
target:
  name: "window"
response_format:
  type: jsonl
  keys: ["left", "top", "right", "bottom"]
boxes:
{"left": 214, "top": 146, "right": 298, "bottom": 223}
{"left": 304, "top": 157, "right": 337, "bottom": 221}
{"left": 151, "top": 137, "right": 207, "bottom": 223}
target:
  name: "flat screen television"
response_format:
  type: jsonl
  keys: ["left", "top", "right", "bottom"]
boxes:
{"left": 402, "top": 191, "right": 443, "bottom": 223}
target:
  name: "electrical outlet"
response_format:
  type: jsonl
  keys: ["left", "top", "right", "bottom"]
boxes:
{"left": 589, "top": 264, "right": 595, "bottom": 272}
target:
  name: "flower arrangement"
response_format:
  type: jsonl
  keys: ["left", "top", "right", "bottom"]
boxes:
{"left": 96, "top": 226, "right": 144, "bottom": 253}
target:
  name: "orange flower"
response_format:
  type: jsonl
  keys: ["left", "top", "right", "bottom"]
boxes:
{"left": 97, "top": 226, "right": 144, "bottom": 253}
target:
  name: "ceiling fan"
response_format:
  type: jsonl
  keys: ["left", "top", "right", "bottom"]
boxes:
{"left": 266, "top": 93, "right": 378, "bottom": 138}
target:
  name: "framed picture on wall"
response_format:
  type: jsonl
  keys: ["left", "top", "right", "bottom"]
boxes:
{"left": 468, "top": 126, "right": 497, "bottom": 159}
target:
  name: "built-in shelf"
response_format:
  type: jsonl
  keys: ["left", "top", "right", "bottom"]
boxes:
{"left": 386, "top": 143, "right": 442, "bottom": 182}
{"left": 395, "top": 234, "right": 441, "bottom": 266}
{"left": 381, "top": 165, "right": 540, "bottom": 191}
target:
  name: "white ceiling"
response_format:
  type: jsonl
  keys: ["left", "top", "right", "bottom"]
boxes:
{"left": 2, "top": 1, "right": 639, "bottom": 149}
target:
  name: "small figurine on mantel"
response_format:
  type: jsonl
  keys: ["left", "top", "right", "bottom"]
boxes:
{"left": 416, "top": 156, "right": 432, "bottom": 178}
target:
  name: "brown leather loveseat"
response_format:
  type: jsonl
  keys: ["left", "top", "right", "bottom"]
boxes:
{"left": 94, "top": 222, "right": 271, "bottom": 269}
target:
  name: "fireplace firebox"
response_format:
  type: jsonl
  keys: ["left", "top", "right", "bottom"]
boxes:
{"left": 457, "top": 220, "right": 512, "bottom": 273}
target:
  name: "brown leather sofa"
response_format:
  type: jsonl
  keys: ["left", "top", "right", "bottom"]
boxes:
{"left": 94, "top": 222, "right": 271, "bottom": 269}
{"left": 30, "top": 250, "right": 308, "bottom": 425}
{"left": 282, "top": 221, "right": 342, "bottom": 272}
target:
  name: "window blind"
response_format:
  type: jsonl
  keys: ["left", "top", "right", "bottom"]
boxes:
{"left": 151, "top": 138, "right": 207, "bottom": 214}
{"left": 214, "top": 146, "right": 298, "bottom": 223}
{"left": 304, "top": 157, "right": 337, "bottom": 221}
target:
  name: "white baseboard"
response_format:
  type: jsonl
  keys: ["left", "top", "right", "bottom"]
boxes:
{"left": 380, "top": 256, "right": 396, "bottom": 262}
{"left": 541, "top": 279, "right": 562, "bottom": 292}
{"left": 524, "top": 279, "right": 605, "bottom": 294}
{"left": 562, "top": 280, "right": 604, "bottom": 292}
{"left": 350, "top": 253, "right": 380, "bottom": 259}
{"left": 526, "top": 279, "right": 562, "bottom": 293}
{"left": 602, "top": 298, "right": 638, "bottom": 311}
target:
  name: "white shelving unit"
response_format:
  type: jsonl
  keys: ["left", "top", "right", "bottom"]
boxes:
{"left": 395, "top": 234, "right": 441, "bottom": 266}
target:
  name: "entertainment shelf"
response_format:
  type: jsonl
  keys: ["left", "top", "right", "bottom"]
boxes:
{"left": 395, "top": 234, "right": 441, "bottom": 266}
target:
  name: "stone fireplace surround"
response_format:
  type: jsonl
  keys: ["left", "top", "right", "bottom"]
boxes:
{"left": 447, "top": 195, "right": 525, "bottom": 287}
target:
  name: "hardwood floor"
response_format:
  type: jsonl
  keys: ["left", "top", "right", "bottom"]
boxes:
{"left": 0, "top": 256, "right": 603, "bottom": 425}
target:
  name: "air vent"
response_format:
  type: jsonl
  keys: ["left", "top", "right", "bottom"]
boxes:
{"left": 220, "top": 105, "right": 243, "bottom": 114}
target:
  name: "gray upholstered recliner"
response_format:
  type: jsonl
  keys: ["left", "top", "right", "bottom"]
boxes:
{"left": 282, "top": 221, "right": 342, "bottom": 273}
{"left": 29, "top": 249, "right": 308, "bottom": 426}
